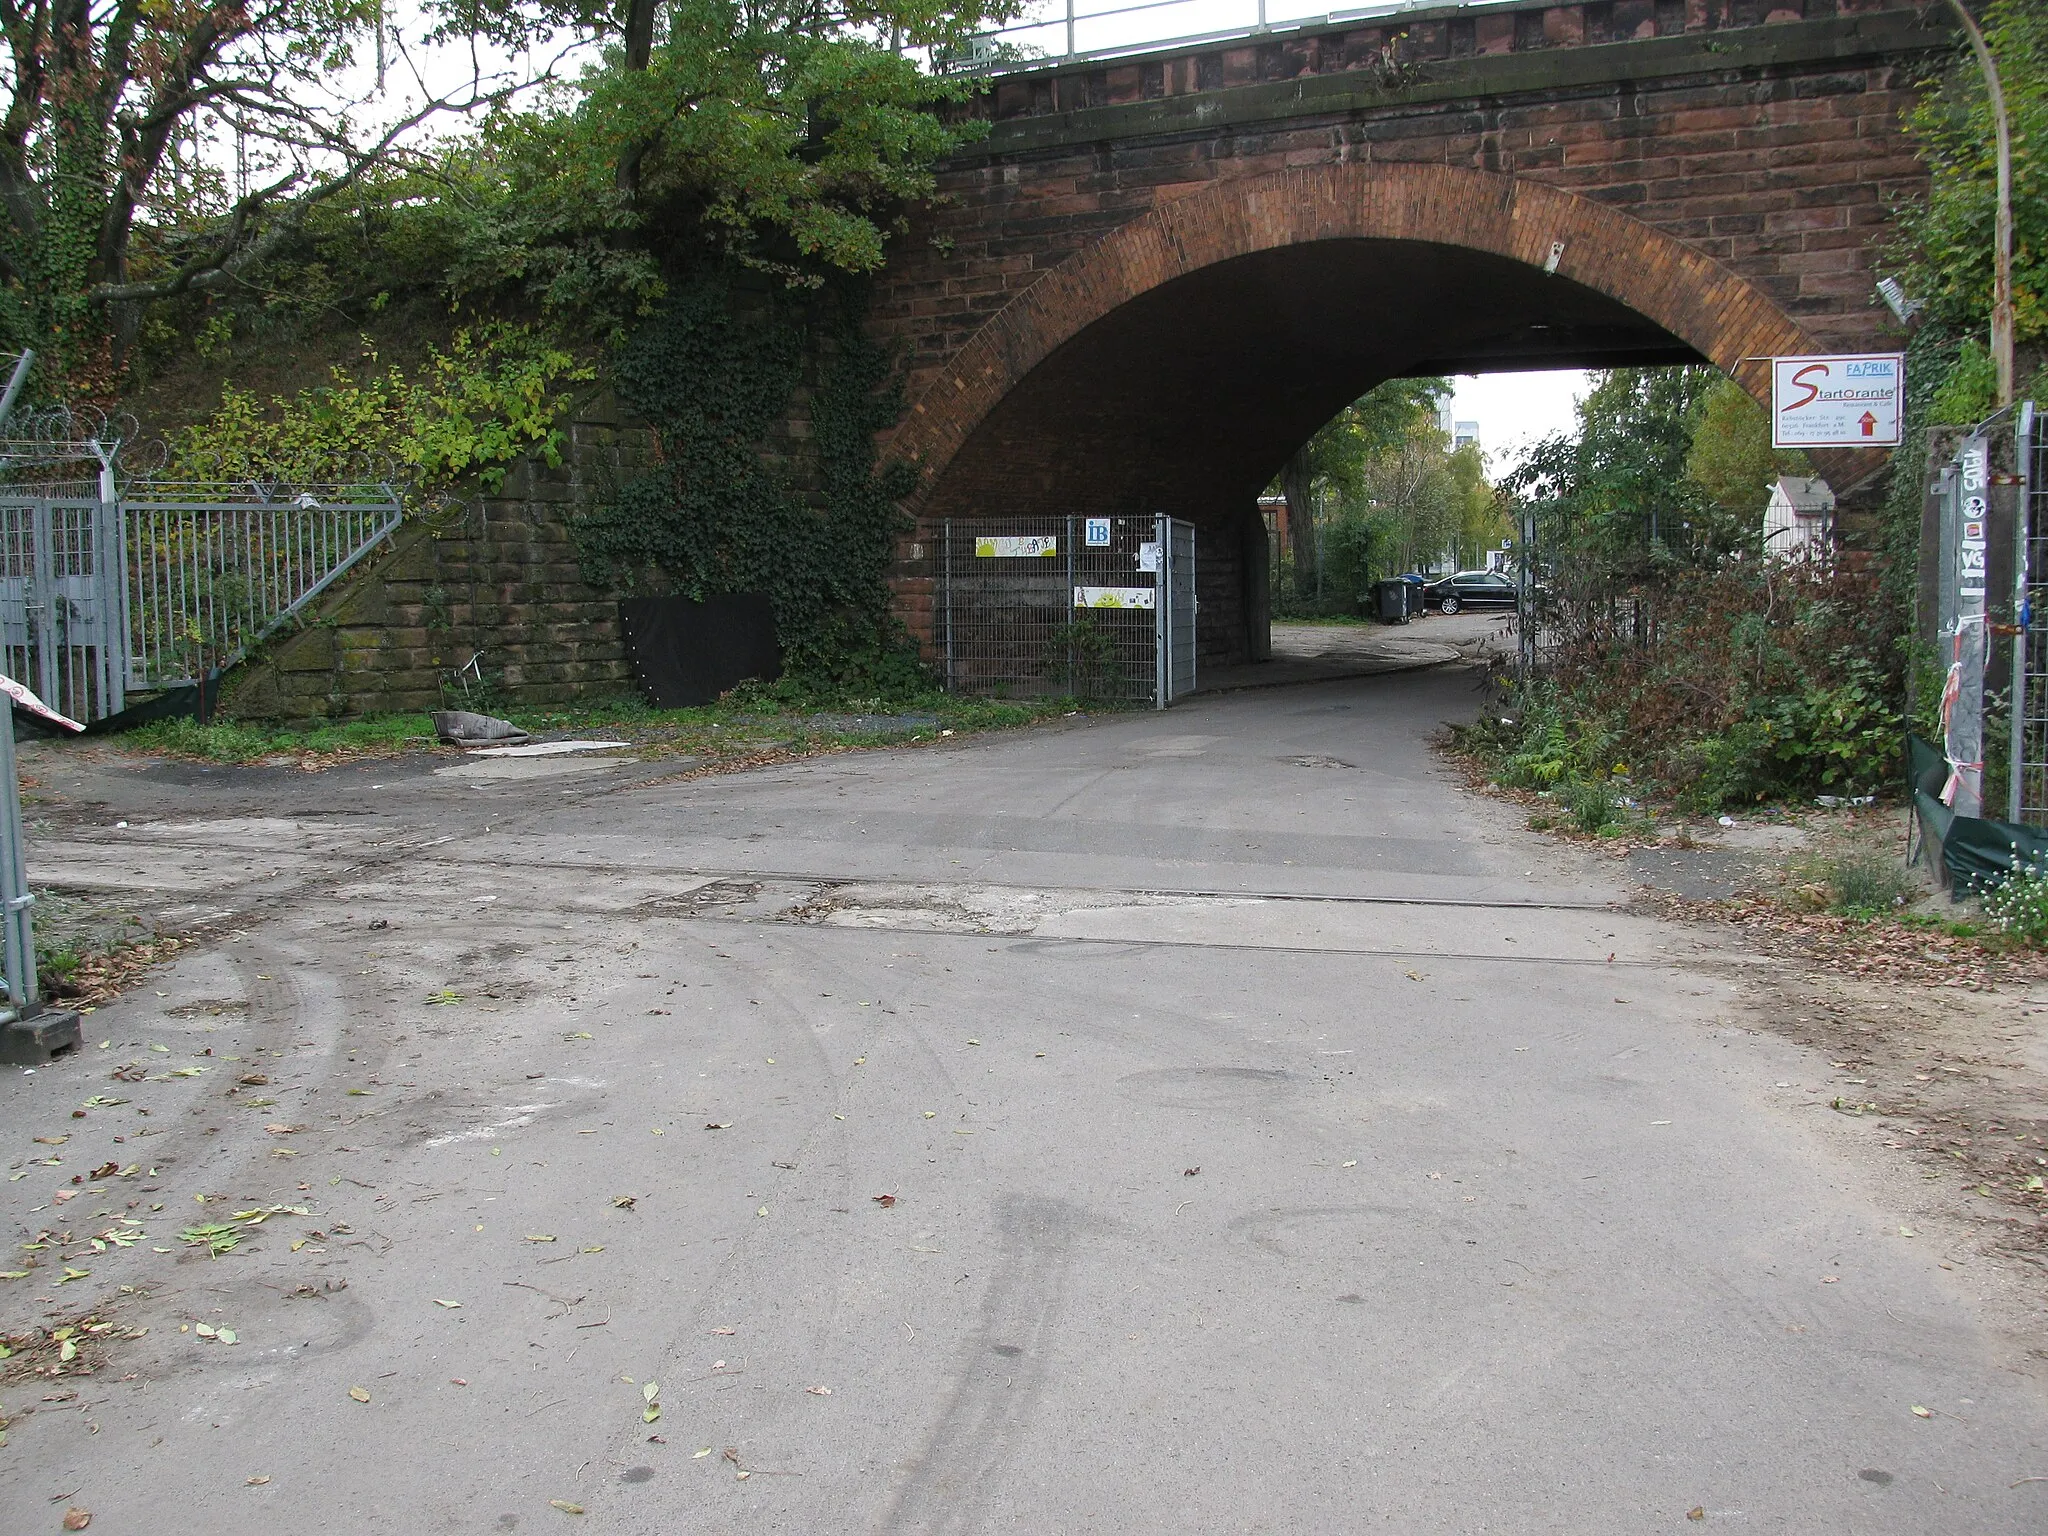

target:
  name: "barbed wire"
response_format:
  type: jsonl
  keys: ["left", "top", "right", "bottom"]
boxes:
{"left": 0, "top": 403, "right": 136, "bottom": 474}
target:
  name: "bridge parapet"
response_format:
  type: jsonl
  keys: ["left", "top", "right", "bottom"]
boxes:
{"left": 960, "top": 1, "right": 1943, "bottom": 134}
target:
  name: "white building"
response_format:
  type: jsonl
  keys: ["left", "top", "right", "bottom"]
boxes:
{"left": 1762, "top": 475, "right": 1834, "bottom": 555}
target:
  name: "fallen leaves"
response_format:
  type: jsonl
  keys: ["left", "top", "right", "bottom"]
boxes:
{"left": 245, "top": 1475, "right": 271, "bottom": 1486}
{"left": 871, "top": 1194, "right": 896, "bottom": 1208}
{"left": 348, "top": 1386, "right": 371, "bottom": 1403}
{"left": 642, "top": 1380, "right": 661, "bottom": 1424}
{"left": 433, "top": 1299, "right": 462, "bottom": 1309}
{"left": 548, "top": 1499, "right": 585, "bottom": 1515}
{"left": 62, "top": 1508, "right": 91, "bottom": 1531}
{"left": 611, "top": 1195, "right": 637, "bottom": 1210}
{"left": 1912, "top": 1405, "right": 1932, "bottom": 1418}
{"left": 192, "top": 1323, "right": 239, "bottom": 1345}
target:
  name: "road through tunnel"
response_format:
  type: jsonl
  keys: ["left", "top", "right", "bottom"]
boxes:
{"left": 917, "top": 237, "right": 1704, "bottom": 670}
{"left": 890, "top": 163, "right": 1875, "bottom": 679}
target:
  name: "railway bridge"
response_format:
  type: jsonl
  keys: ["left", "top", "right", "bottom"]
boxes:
{"left": 869, "top": 1, "right": 1953, "bottom": 668}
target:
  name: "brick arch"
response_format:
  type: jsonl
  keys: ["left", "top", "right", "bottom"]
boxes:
{"left": 892, "top": 160, "right": 1823, "bottom": 504}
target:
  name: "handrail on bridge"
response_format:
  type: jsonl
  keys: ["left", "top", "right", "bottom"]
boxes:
{"left": 930, "top": 0, "right": 1514, "bottom": 76}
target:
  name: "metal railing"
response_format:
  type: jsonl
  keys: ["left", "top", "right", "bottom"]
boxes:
{"left": 122, "top": 481, "right": 404, "bottom": 688}
{"left": 933, "top": 0, "right": 1495, "bottom": 74}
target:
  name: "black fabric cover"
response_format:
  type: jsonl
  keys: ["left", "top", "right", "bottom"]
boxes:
{"left": 619, "top": 594, "right": 782, "bottom": 708}
{"left": 1907, "top": 732, "right": 2048, "bottom": 891}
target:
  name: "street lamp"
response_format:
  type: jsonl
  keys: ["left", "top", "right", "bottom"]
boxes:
{"left": 1945, "top": 0, "right": 2015, "bottom": 406}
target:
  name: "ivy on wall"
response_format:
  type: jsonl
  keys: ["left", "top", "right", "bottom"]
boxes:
{"left": 577, "top": 265, "right": 918, "bottom": 684}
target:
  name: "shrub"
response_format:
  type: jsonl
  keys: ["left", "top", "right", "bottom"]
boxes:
{"left": 1479, "top": 552, "right": 1898, "bottom": 813}
{"left": 1560, "top": 780, "right": 1618, "bottom": 834}
{"left": 1820, "top": 851, "right": 1917, "bottom": 916}
{"left": 1983, "top": 862, "right": 2048, "bottom": 947}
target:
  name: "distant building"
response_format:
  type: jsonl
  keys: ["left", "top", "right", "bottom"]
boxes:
{"left": 1762, "top": 475, "right": 1834, "bottom": 554}
{"left": 1452, "top": 420, "right": 1479, "bottom": 450}
{"left": 1258, "top": 493, "right": 1291, "bottom": 547}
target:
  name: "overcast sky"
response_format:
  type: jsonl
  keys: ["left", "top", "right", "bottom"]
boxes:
{"left": 1449, "top": 369, "right": 1591, "bottom": 475}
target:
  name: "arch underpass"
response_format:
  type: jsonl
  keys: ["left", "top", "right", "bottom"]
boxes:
{"left": 891, "top": 161, "right": 1847, "bottom": 671}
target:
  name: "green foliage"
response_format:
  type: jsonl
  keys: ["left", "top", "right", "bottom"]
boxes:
{"left": 130, "top": 686, "right": 1064, "bottom": 762}
{"left": 447, "top": 0, "right": 1017, "bottom": 334}
{"left": 164, "top": 324, "right": 592, "bottom": 490}
{"left": 1559, "top": 779, "right": 1619, "bottom": 835}
{"left": 1819, "top": 851, "right": 1917, "bottom": 917}
{"left": 1505, "top": 366, "right": 1738, "bottom": 574}
{"left": 1465, "top": 555, "right": 1898, "bottom": 813}
{"left": 1274, "top": 377, "right": 1489, "bottom": 614}
{"left": 1928, "top": 337, "right": 2002, "bottom": 425}
{"left": 1891, "top": 0, "right": 2047, "bottom": 345}
{"left": 1982, "top": 859, "right": 2048, "bottom": 946}
{"left": 1685, "top": 377, "right": 1809, "bottom": 515}
{"left": 575, "top": 265, "right": 916, "bottom": 681}
{"left": 1040, "top": 616, "right": 1123, "bottom": 700}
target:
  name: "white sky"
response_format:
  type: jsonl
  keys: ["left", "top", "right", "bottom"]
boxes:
{"left": 1448, "top": 369, "right": 1591, "bottom": 475}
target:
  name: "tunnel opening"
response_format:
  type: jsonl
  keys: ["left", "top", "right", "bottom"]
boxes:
{"left": 914, "top": 237, "right": 1710, "bottom": 675}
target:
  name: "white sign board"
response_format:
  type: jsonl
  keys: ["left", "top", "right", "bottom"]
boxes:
{"left": 974, "top": 535, "right": 1057, "bottom": 558}
{"left": 1136, "top": 542, "right": 1161, "bottom": 573}
{"left": 1770, "top": 353, "right": 1904, "bottom": 448}
{"left": 1084, "top": 517, "right": 1111, "bottom": 547}
{"left": 1074, "top": 586, "right": 1154, "bottom": 610}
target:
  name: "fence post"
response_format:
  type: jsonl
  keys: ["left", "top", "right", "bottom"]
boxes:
{"left": 1064, "top": 515, "right": 1075, "bottom": 698}
{"left": 0, "top": 695, "right": 31, "bottom": 1014}
{"left": 942, "top": 520, "right": 954, "bottom": 692}
{"left": 1942, "top": 442, "right": 1989, "bottom": 818}
{"left": 1154, "top": 512, "right": 1168, "bottom": 710}
{"left": 2013, "top": 402, "right": 2035, "bottom": 821}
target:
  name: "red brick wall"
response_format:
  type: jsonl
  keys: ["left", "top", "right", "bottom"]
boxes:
{"left": 870, "top": 5, "right": 1942, "bottom": 662}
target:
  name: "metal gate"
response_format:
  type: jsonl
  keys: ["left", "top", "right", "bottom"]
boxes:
{"left": 0, "top": 486, "right": 128, "bottom": 722}
{"left": 940, "top": 514, "right": 1195, "bottom": 707}
{"left": 0, "top": 474, "right": 403, "bottom": 722}
{"left": 122, "top": 482, "right": 403, "bottom": 690}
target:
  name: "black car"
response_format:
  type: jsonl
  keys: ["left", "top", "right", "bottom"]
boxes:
{"left": 1424, "top": 569, "right": 1516, "bottom": 614}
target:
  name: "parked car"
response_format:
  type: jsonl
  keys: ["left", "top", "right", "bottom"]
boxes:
{"left": 1424, "top": 569, "right": 1517, "bottom": 614}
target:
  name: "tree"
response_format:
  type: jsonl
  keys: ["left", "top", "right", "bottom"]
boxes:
{"left": 1684, "top": 376, "right": 1809, "bottom": 518}
{"left": 435, "top": 0, "right": 1021, "bottom": 338}
{"left": 1278, "top": 375, "right": 1446, "bottom": 595}
{"left": 1505, "top": 366, "right": 1726, "bottom": 573}
{"left": 1445, "top": 441, "right": 1507, "bottom": 567}
{"left": 0, "top": 0, "right": 563, "bottom": 387}
{"left": 1, "top": 0, "right": 1018, "bottom": 389}
{"left": 1893, "top": 0, "right": 2045, "bottom": 350}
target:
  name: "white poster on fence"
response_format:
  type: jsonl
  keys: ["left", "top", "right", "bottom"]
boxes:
{"left": 1770, "top": 354, "right": 1905, "bottom": 447}
{"left": 1074, "top": 587, "right": 1154, "bottom": 610}
{"left": 974, "top": 535, "right": 1058, "bottom": 558}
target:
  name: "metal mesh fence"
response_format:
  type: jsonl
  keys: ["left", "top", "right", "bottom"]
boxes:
{"left": 940, "top": 515, "right": 1161, "bottom": 702}
{"left": 1163, "top": 517, "right": 1196, "bottom": 701}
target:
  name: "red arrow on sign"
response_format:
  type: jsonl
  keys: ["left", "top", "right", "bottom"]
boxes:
{"left": 1859, "top": 411, "right": 1878, "bottom": 437}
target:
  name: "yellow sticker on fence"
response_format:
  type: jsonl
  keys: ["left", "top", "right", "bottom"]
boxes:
{"left": 974, "top": 535, "right": 1058, "bottom": 558}
{"left": 1074, "top": 586, "right": 1155, "bottom": 610}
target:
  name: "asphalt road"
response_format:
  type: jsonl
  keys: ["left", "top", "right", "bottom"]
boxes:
{"left": 2, "top": 667, "right": 2044, "bottom": 1533}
